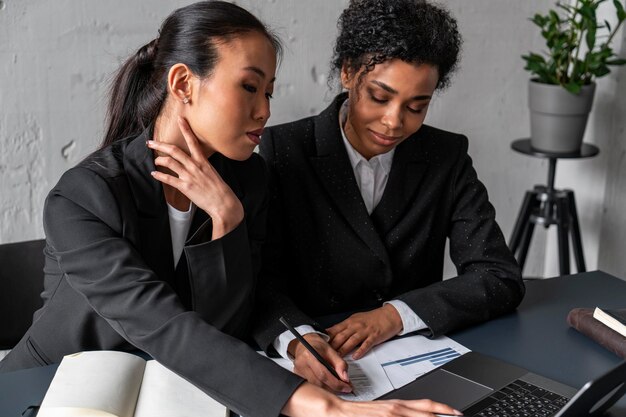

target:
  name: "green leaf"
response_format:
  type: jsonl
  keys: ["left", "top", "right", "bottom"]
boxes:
{"left": 556, "top": 2, "right": 573, "bottom": 13}
{"left": 524, "top": 0, "right": 625, "bottom": 82}
{"left": 549, "top": 10, "right": 561, "bottom": 24}
{"left": 593, "top": 65, "right": 611, "bottom": 77}
{"left": 530, "top": 14, "right": 548, "bottom": 27}
{"left": 522, "top": 53, "right": 547, "bottom": 65}
{"left": 586, "top": 23, "right": 597, "bottom": 49}
{"left": 564, "top": 82, "right": 582, "bottom": 94}
{"left": 579, "top": 4, "right": 596, "bottom": 20}
{"left": 614, "top": 0, "right": 626, "bottom": 21}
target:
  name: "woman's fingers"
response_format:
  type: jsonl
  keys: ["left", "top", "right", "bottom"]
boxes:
{"left": 154, "top": 155, "right": 186, "bottom": 177}
{"left": 406, "top": 399, "right": 462, "bottom": 415}
{"left": 334, "top": 332, "right": 366, "bottom": 357}
{"left": 292, "top": 334, "right": 352, "bottom": 393}
{"left": 294, "top": 353, "right": 351, "bottom": 393}
{"left": 147, "top": 133, "right": 243, "bottom": 239}
{"left": 177, "top": 116, "right": 206, "bottom": 163}
{"left": 150, "top": 170, "right": 182, "bottom": 189}
{"left": 328, "top": 306, "right": 404, "bottom": 358}
{"left": 347, "top": 398, "right": 462, "bottom": 417}
{"left": 326, "top": 321, "right": 348, "bottom": 338}
{"left": 351, "top": 336, "right": 376, "bottom": 360}
{"left": 147, "top": 140, "right": 194, "bottom": 167}
{"left": 328, "top": 318, "right": 365, "bottom": 354}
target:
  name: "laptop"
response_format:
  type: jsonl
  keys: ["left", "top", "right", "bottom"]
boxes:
{"left": 378, "top": 351, "right": 626, "bottom": 416}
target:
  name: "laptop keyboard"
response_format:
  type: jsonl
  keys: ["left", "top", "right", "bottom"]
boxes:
{"left": 463, "top": 379, "right": 570, "bottom": 417}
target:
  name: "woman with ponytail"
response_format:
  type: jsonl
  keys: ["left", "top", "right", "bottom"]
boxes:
{"left": 0, "top": 1, "right": 459, "bottom": 416}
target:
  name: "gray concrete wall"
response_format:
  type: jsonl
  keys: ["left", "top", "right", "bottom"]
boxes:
{"left": 598, "top": 26, "right": 626, "bottom": 280}
{"left": 1, "top": 0, "right": 623, "bottom": 278}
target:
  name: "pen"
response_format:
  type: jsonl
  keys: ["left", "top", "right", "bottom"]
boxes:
{"left": 279, "top": 316, "right": 344, "bottom": 382}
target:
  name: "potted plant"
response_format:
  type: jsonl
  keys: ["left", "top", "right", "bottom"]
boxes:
{"left": 522, "top": 0, "right": 626, "bottom": 153}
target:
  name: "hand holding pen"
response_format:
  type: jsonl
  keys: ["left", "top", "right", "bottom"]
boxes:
{"left": 280, "top": 317, "right": 353, "bottom": 394}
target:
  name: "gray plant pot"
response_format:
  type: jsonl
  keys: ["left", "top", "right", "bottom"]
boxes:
{"left": 528, "top": 80, "right": 596, "bottom": 153}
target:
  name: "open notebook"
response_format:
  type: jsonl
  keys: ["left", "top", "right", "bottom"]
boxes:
{"left": 38, "top": 351, "right": 228, "bottom": 417}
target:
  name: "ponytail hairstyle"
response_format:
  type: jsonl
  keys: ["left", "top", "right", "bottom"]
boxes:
{"left": 101, "top": 1, "right": 282, "bottom": 148}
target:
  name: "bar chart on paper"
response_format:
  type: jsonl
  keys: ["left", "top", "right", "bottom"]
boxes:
{"left": 381, "top": 347, "right": 462, "bottom": 367}
{"left": 372, "top": 336, "right": 470, "bottom": 389}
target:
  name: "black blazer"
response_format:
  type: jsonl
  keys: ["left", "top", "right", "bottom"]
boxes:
{"left": 0, "top": 131, "right": 302, "bottom": 417}
{"left": 253, "top": 94, "right": 524, "bottom": 352}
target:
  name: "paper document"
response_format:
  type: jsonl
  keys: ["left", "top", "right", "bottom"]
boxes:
{"left": 339, "top": 354, "right": 394, "bottom": 401}
{"left": 259, "top": 334, "right": 469, "bottom": 400}
{"left": 372, "top": 335, "right": 471, "bottom": 389}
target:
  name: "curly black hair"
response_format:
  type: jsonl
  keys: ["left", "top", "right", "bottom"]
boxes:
{"left": 331, "top": 0, "right": 462, "bottom": 90}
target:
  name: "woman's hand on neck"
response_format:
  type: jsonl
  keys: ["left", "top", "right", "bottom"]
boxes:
{"left": 153, "top": 104, "right": 208, "bottom": 210}
{"left": 148, "top": 107, "right": 244, "bottom": 239}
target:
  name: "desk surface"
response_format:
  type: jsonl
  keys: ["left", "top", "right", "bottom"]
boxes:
{"left": 450, "top": 270, "right": 626, "bottom": 415}
{"left": 1, "top": 270, "right": 625, "bottom": 416}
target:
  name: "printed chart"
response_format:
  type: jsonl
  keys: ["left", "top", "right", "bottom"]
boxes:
{"left": 373, "top": 336, "right": 470, "bottom": 389}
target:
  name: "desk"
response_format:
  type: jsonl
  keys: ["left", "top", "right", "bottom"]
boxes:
{"left": 450, "top": 270, "right": 626, "bottom": 415}
{"left": 1, "top": 270, "right": 625, "bottom": 416}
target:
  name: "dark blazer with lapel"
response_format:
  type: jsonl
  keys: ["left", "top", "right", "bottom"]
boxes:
{"left": 0, "top": 131, "right": 302, "bottom": 417}
{"left": 253, "top": 94, "right": 524, "bottom": 352}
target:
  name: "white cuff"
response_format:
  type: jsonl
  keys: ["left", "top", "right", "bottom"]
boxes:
{"left": 384, "top": 300, "right": 428, "bottom": 335}
{"left": 273, "top": 325, "right": 329, "bottom": 360}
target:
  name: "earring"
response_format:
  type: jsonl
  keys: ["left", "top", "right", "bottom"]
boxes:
{"left": 182, "top": 97, "right": 189, "bottom": 104}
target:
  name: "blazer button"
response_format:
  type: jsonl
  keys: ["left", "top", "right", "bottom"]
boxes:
{"left": 329, "top": 295, "right": 339, "bottom": 306}
{"left": 373, "top": 290, "right": 384, "bottom": 303}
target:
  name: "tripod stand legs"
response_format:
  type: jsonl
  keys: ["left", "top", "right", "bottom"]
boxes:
{"left": 509, "top": 188, "right": 586, "bottom": 275}
{"left": 556, "top": 196, "right": 570, "bottom": 275}
{"left": 565, "top": 190, "right": 586, "bottom": 273}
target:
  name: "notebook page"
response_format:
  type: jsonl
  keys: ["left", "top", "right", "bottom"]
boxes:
{"left": 133, "top": 360, "right": 227, "bottom": 417}
{"left": 38, "top": 351, "right": 146, "bottom": 417}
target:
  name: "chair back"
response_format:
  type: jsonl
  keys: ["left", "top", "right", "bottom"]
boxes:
{"left": 0, "top": 239, "right": 45, "bottom": 349}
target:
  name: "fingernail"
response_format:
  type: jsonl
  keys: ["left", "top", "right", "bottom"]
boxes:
{"left": 342, "top": 387, "right": 352, "bottom": 393}
{"left": 146, "top": 140, "right": 154, "bottom": 147}
{"left": 454, "top": 409, "right": 463, "bottom": 416}
{"left": 342, "top": 370, "right": 350, "bottom": 382}
{"left": 150, "top": 171, "right": 156, "bottom": 176}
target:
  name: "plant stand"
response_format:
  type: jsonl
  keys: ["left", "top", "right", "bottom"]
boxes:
{"left": 509, "top": 138, "right": 599, "bottom": 276}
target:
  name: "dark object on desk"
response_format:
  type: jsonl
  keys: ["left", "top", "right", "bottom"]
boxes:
{"left": 278, "top": 316, "right": 342, "bottom": 381}
{"left": 0, "top": 239, "right": 45, "bottom": 349}
{"left": 568, "top": 308, "right": 626, "bottom": 359}
{"left": 509, "top": 138, "right": 599, "bottom": 276}
{"left": 379, "top": 350, "right": 626, "bottom": 417}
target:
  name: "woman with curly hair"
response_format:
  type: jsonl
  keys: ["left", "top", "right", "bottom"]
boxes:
{"left": 253, "top": 0, "right": 525, "bottom": 394}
